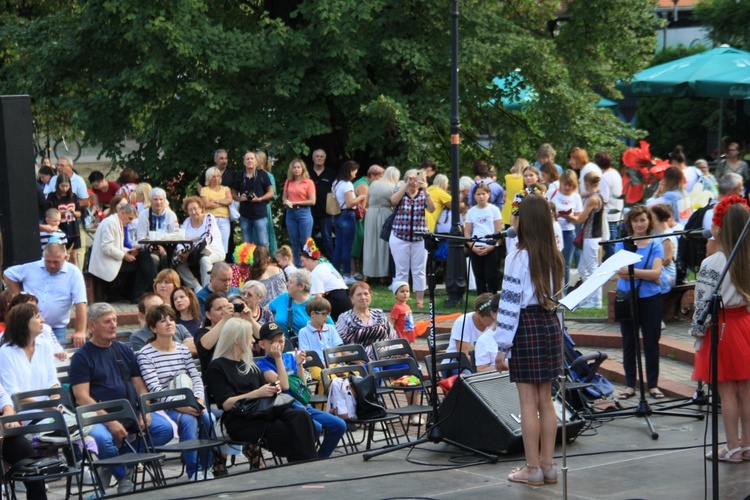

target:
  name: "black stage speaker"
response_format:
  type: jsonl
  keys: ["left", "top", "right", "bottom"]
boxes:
{"left": 439, "top": 371, "right": 584, "bottom": 454}
{"left": 0, "top": 95, "right": 40, "bottom": 268}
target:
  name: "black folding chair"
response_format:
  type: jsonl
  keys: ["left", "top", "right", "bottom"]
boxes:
{"left": 303, "top": 351, "right": 328, "bottom": 409}
{"left": 0, "top": 410, "right": 82, "bottom": 500}
{"left": 368, "top": 357, "right": 433, "bottom": 436}
{"left": 75, "top": 399, "right": 166, "bottom": 497}
{"left": 321, "top": 365, "right": 402, "bottom": 452}
{"left": 424, "top": 352, "right": 473, "bottom": 401}
{"left": 139, "top": 388, "right": 225, "bottom": 481}
{"left": 323, "top": 344, "right": 369, "bottom": 366}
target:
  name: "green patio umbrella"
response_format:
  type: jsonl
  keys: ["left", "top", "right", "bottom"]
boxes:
{"left": 694, "top": 66, "right": 750, "bottom": 99}
{"left": 617, "top": 46, "right": 750, "bottom": 98}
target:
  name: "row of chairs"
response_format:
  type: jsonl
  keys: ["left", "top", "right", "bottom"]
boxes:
{"left": 0, "top": 386, "right": 221, "bottom": 499}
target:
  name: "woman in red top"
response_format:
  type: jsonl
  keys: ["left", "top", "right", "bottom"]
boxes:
{"left": 282, "top": 158, "right": 316, "bottom": 268}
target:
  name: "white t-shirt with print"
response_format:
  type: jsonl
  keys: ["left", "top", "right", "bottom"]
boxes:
{"left": 310, "top": 262, "right": 347, "bottom": 295}
{"left": 465, "top": 204, "right": 501, "bottom": 247}
{"left": 549, "top": 191, "right": 584, "bottom": 231}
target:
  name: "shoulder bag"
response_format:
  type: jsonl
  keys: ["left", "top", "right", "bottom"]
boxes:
{"left": 614, "top": 243, "right": 655, "bottom": 322}
{"left": 326, "top": 181, "right": 342, "bottom": 216}
{"left": 231, "top": 393, "right": 295, "bottom": 421}
{"left": 380, "top": 196, "right": 403, "bottom": 242}
{"left": 287, "top": 373, "right": 312, "bottom": 405}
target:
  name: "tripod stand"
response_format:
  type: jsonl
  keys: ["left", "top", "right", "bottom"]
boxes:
{"left": 363, "top": 232, "right": 498, "bottom": 463}
{"left": 584, "top": 236, "right": 703, "bottom": 439}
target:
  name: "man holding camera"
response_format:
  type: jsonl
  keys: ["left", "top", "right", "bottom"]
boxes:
{"left": 232, "top": 151, "right": 274, "bottom": 247}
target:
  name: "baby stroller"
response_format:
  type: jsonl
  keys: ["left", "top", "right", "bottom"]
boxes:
{"left": 554, "top": 330, "right": 616, "bottom": 414}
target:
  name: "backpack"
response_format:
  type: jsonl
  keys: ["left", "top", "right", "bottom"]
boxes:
{"left": 348, "top": 374, "right": 388, "bottom": 420}
{"left": 676, "top": 199, "right": 713, "bottom": 284}
{"left": 327, "top": 377, "right": 357, "bottom": 420}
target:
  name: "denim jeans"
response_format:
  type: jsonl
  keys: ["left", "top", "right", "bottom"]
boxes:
{"left": 603, "top": 221, "right": 620, "bottom": 262}
{"left": 332, "top": 211, "right": 355, "bottom": 275}
{"left": 239, "top": 216, "right": 269, "bottom": 247}
{"left": 167, "top": 409, "right": 214, "bottom": 477}
{"left": 286, "top": 207, "right": 314, "bottom": 267}
{"left": 51, "top": 326, "right": 67, "bottom": 343}
{"left": 88, "top": 411, "right": 173, "bottom": 480}
{"left": 305, "top": 407, "right": 346, "bottom": 458}
{"left": 561, "top": 229, "right": 574, "bottom": 292}
{"left": 313, "top": 215, "right": 334, "bottom": 260}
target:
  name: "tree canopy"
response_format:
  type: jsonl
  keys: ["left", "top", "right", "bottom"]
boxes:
{"left": 695, "top": 0, "right": 750, "bottom": 52}
{"left": 0, "top": 0, "right": 660, "bottom": 189}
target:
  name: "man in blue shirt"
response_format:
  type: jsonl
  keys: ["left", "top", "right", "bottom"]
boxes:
{"left": 196, "top": 262, "right": 240, "bottom": 314}
{"left": 69, "top": 303, "right": 173, "bottom": 494}
{"left": 255, "top": 322, "right": 346, "bottom": 458}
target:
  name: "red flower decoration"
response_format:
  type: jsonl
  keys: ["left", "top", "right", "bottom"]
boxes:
{"left": 712, "top": 195, "right": 750, "bottom": 227}
{"left": 621, "top": 140, "right": 671, "bottom": 205}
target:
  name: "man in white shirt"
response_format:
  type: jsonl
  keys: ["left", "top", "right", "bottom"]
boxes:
{"left": 3, "top": 243, "right": 87, "bottom": 346}
{"left": 596, "top": 152, "right": 623, "bottom": 261}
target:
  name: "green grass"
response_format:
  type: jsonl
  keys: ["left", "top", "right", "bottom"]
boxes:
{"left": 365, "top": 283, "right": 609, "bottom": 319}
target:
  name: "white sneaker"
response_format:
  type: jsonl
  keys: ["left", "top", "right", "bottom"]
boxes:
{"left": 189, "top": 468, "right": 214, "bottom": 481}
{"left": 343, "top": 275, "right": 356, "bottom": 285}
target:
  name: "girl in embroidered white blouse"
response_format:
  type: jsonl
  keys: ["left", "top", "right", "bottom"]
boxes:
{"left": 494, "top": 193, "right": 564, "bottom": 486}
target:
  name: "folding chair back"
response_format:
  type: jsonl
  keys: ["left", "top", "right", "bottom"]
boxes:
{"left": 372, "top": 339, "right": 416, "bottom": 361}
{"left": 303, "top": 350, "right": 326, "bottom": 370}
{"left": 424, "top": 351, "right": 473, "bottom": 381}
{"left": 324, "top": 344, "right": 369, "bottom": 366}
{"left": 11, "top": 387, "right": 75, "bottom": 413}
{"left": 434, "top": 332, "right": 452, "bottom": 352}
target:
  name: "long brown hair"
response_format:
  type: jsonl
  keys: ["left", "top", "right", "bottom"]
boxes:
{"left": 717, "top": 204, "right": 750, "bottom": 303}
{"left": 516, "top": 194, "right": 564, "bottom": 308}
{"left": 249, "top": 246, "right": 270, "bottom": 280}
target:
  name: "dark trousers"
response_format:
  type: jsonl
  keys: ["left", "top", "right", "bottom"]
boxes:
{"left": 312, "top": 215, "right": 334, "bottom": 261}
{"left": 469, "top": 246, "right": 500, "bottom": 295}
{"left": 2, "top": 435, "right": 48, "bottom": 499}
{"left": 620, "top": 294, "right": 662, "bottom": 389}
{"left": 226, "top": 408, "right": 317, "bottom": 462}
{"left": 326, "top": 289, "right": 353, "bottom": 323}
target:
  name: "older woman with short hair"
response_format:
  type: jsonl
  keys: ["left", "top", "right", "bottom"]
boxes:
{"left": 335, "top": 282, "right": 397, "bottom": 361}
{"left": 268, "top": 269, "right": 333, "bottom": 339}
{"left": 241, "top": 280, "right": 274, "bottom": 326}
{"left": 201, "top": 166, "right": 233, "bottom": 253}
{"left": 175, "top": 196, "right": 225, "bottom": 290}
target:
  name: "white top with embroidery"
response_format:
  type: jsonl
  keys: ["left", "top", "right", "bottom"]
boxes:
{"left": 690, "top": 251, "right": 750, "bottom": 340}
{"left": 494, "top": 249, "right": 545, "bottom": 349}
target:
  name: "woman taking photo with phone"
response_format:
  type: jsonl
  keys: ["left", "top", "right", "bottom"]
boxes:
{"left": 494, "top": 193, "right": 564, "bottom": 487}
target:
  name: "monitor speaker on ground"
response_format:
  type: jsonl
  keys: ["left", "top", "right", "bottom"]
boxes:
{"left": 0, "top": 95, "right": 40, "bottom": 268}
{"left": 439, "top": 371, "right": 584, "bottom": 454}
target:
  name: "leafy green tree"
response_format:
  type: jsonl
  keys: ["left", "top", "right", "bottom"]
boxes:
{"left": 0, "top": 0, "right": 660, "bottom": 193}
{"left": 695, "top": 0, "right": 750, "bottom": 51}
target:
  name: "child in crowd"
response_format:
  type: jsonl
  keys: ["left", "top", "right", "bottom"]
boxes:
{"left": 464, "top": 182, "right": 503, "bottom": 294}
{"left": 45, "top": 173, "right": 81, "bottom": 267}
{"left": 297, "top": 297, "right": 343, "bottom": 365}
{"left": 39, "top": 208, "right": 69, "bottom": 253}
{"left": 389, "top": 281, "right": 415, "bottom": 343}
{"left": 275, "top": 245, "right": 298, "bottom": 280}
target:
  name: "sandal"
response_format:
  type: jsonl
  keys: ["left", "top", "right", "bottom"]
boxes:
{"left": 540, "top": 461, "right": 558, "bottom": 484}
{"left": 741, "top": 446, "right": 750, "bottom": 461}
{"left": 649, "top": 388, "right": 665, "bottom": 399}
{"left": 618, "top": 387, "right": 636, "bottom": 400}
{"left": 706, "top": 446, "right": 744, "bottom": 463}
{"left": 508, "top": 464, "right": 544, "bottom": 486}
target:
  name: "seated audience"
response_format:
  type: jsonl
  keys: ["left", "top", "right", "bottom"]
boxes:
{"left": 129, "top": 293, "right": 196, "bottom": 354}
{"left": 137, "top": 304, "right": 214, "bottom": 480}
{"left": 175, "top": 197, "right": 225, "bottom": 290}
{"left": 69, "top": 303, "right": 174, "bottom": 494}
{"left": 193, "top": 293, "right": 233, "bottom": 374}
{"left": 255, "top": 322, "right": 346, "bottom": 458}
{"left": 3, "top": 293, "right": 67, "bottom": 360}
{"left": 268, "top": 269, "right": 333, "bottom": 341}
{"left": 154, "top": 269, "right": 181, "bottom": 304}
{"left": 445, "top": 293, "right": 496, "bottom": 357}
{"left": 204, "top": 318, "right": 318, "bottom": 462}
{"left": 297, "top": 297, "right": 342, "bottom": 361}
{"left": 248, "top": 246, "right": 286, "bottom": 308}
{"left": 335, "top": 282, "right": 396, "bottom": 361}
{"left": 196, "top": 262, "right": 240, "bottom": 314}
{"left": 299, "top": 238, "right": 352, "bottom": 321}
{"left": 240, "top": 281, "right": 274, "bottom": 327}
{"left": 89, "top": 170, "right": 121, "bottom": 208}
{"left": 172, "top": 286, "right": 203, "bottom": 335}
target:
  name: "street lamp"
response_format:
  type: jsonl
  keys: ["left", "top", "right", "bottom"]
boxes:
{"left": 444, "top": 0, "right": 466, "bottom": 307}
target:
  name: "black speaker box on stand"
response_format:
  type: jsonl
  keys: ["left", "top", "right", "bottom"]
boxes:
{"left": 439, "top": 371, "right": 584, "bottom": 454}
{"left": 0, "top": 95, "right": 41, "bottom": 269}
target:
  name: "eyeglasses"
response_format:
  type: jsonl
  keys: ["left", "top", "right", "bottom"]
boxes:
{"left": 313, "top": 311, "right": 330, "bottom": 317}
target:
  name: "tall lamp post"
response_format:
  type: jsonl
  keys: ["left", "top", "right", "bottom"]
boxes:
{"left": 444, "top": 0, "right": 466, "bottom": 307}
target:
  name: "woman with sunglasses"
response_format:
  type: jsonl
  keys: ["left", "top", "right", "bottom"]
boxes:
{"left": 268, "top": 269, "right": 334, "bottom": 342}
{"left": 240, "top": 280, "right": 273, "bottom": 327}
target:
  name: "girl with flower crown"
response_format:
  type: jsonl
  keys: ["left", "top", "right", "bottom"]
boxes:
{"left": 691, "top": 195, "right": 750, "bottom": 462}
{"left": 299, "top": 238, "right": 352, "bottom": 321}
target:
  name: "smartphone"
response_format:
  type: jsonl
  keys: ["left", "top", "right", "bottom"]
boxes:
{"left": 233, "top": 303, "right": 244, "bottom": 313}
{"left": 416, "top": 171, "right": 426, "bottom": 183}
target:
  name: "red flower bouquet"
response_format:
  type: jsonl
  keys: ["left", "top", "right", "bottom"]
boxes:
{"left": 621, "top": 141, "right": 671, "bottom": 205}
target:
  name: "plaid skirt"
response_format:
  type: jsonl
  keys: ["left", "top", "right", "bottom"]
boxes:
{"left": 509, "top": 306, "right": 563, "bottom": 383}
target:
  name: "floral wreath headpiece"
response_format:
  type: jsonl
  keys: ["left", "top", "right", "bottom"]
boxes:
{"left": 510, "top": 186, "right": 544, "bottom": 217}
{"left": 712, "top": 195, "right": 750, "bottom": 227}
{"left": 302, "top": 238, "right": 321, "bottom": 260}
{"left": 233, "top": 243, "right": 256, "bottom": 266}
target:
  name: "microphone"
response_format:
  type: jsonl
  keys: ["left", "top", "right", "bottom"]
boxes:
{"left": 483, "top": 226, "right": 517, "bottom": 240}
{"left": 675, "top": 228, "right": 713, "bottom": 239}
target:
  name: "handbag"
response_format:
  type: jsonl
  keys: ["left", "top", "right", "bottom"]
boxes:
{"left": 355, "top": 203, "right": 365, "bottom": 220}
{"left": 38, "top": 406, "right": 93, "bottom": 443}
{"left": 380, "top": 196, "right": 404, "bottom": 242}
{"left": 614, "top": 243, "right": 654, "bottom": 322}
{"left": 287, "top": 373, "right": 312, "bottom": 405}
{"left": 348, "top": 374, "right": 387, "bottom": 420}
{"left": 231, "top": 393, "right": 295, "bottom": 421}
{"left": 572, "top": 228, "right": 584, "bottom": 249}
{"left": 326, "top": 182, "right": 342, "bottom": 216}
{"left": 9, "top": 457, "right": 66, "bottom": 477}
{"left": 168, "top": 372, "right": 194, "bottom": 391}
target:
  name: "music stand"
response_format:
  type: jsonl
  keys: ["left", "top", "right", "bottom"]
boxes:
{"left": 577, "top": 242, "right": 703, "bottom": 439}
{"left": 363, "top": 232, "right": 498, "bottom": 463}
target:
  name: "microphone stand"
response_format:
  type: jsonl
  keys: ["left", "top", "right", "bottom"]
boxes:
{"left": 584, "top": 234, "right": 703, "bottom": 438}
{"left": 363, "top": 232, "right": 498, "bottom": 463}
{"left": 694, "top": 212, "right": 750, "bottom": 500}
